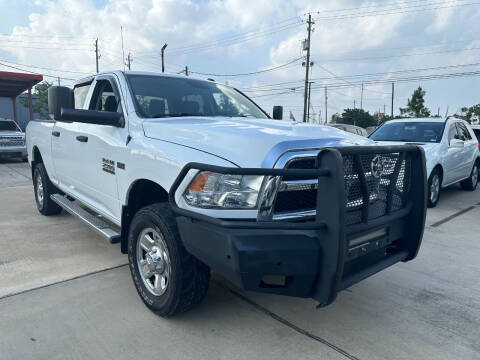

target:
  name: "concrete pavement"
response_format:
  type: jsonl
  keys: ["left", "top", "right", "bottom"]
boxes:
{"left": 1, "top": 162, "right": 479, "bottom": 359}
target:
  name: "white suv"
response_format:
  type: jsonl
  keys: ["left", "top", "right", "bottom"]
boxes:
{"left": 370, "top": 118, "right": 479, "bottom": 207}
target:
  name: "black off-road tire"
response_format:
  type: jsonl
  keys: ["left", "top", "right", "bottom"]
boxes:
{"left": 427, "top": 169, "right": 442, "bottom": 208}
{"left": 460, "top": 161, "right": 479, "bottom": 191}
{"left": 128, "top": 203, "right": 210, "bottom": 317}
{"left": 33, "top": 163, "right": 62, "bottom": 216}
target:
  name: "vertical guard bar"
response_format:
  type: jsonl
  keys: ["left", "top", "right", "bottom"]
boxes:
{"left": 386, "top": 152, "right": 405, "bottom": 215}
{"left": 353, "top": 154, "right": 369, "bottom": 223}
{"left": 403, "top": 147, "right": 427, "bottom": 261}
{"left": 313, "top": 148, "right": 346, "bottom": 306}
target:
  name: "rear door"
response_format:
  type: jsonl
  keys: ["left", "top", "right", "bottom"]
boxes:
{"left": 456, "top": 122, "right": 476, "bottom": 177}
{"left": 444, "top": 122, "right": 464, "bottom": 184}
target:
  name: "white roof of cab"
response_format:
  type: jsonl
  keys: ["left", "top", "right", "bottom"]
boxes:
{"left": 74, "top": 70, "right": 207, "bottom": 87}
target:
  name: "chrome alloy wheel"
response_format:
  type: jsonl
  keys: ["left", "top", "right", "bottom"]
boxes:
{"left": 430, "top": 174, "right": 440, "bottom": 204}
{"left": 36, "top": 173, "right": 44, "bottom": 208}
{"left": 136, "top": 228, "right": 171, "bottom": 296}
{"left": 472, "top": 164, "right": 478, "bottom": 187}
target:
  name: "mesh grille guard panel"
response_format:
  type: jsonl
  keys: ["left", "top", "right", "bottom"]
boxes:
{"left": 274, "top": 149, "right": 412, "bottom": 225}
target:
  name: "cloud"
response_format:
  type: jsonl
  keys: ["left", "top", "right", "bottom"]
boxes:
{"left": 1, "top": 0, "right": 479, "bottom": 117}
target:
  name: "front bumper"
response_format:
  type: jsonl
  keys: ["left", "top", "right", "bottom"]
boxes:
{"left": 0, "top": 146, "right": 27, "bottom": 156}
{"left": 169, "top": 146, "right": 427, "bottom": 307}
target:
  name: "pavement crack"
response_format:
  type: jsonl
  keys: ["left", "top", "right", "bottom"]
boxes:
{"left": 0, "top": 263, "right": 128, "bottom": 301}
{"left": 430, "top": 206, "right": 476, "bottom": 228}
{"left": 216, "top": 281, "right": 361, "bottom": 360}
{"left": 5, "top": 164, "right": 31, "bottom": 180}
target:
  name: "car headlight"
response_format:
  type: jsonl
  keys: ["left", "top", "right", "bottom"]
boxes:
{"left": 183, "top": 171, "right": 264, "bottom": 209}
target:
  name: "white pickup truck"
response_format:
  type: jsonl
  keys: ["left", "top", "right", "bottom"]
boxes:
{"left": 26, "top": 71, "right": 427, "bottom": 316}
{"left": 0, "top": 118, "right": 27, "bottom": 161}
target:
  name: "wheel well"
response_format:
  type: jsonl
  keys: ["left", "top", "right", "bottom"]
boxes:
{"left": 432, "top": 165, "right": 443, "bottom": 182}
{"left": 120, "top": 179, "right": 169, "bottom": 253}
{"left": 30, "top": 146, "right": 43, "bottom": 178}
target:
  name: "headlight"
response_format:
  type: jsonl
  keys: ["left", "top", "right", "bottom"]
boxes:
{"left": 183, "top": 171, "right": 264, "bottom": 209}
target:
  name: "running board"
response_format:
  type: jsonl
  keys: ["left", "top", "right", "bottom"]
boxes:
{"left": 50, "top": 194, "right": 121, "bottom": 244}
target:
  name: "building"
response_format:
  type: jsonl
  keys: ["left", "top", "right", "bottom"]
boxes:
{"left": 0, "top": 71, "right": 43, "bottom": 131}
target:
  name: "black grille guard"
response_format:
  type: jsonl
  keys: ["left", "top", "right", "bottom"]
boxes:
{"left": 168, "top": 145, "right": 427, "bottom": 306}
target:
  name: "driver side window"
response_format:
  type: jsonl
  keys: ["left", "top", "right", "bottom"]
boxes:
{"left": 89, "top": 80, "right": 119, "bottom": 113}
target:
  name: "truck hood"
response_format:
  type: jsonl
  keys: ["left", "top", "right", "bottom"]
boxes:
{"left": 142, "top": 117, "right": 373, "bottom": 167}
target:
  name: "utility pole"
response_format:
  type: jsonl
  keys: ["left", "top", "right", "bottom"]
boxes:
{"left": 95, "top": 38, "right": 99, "bottom": 73}
{"left": 383, "top": 104, "right": 386, "bottom": 115}
{"left": 125, "top": 52, "right": 132, "bottom": 70}
{"left": 445, "top": 106, "right": 449, "bottom": 118}
{"left": 121, "top": 26, "right": 125, "bottom": 71}
{"left": 360, "top": 82, "right": 364, "bottom": 110}
{"left": 324, "top": 85, "right": 328, "bottom": 124}
{"left": 302, "top": 13, "right": 314, "bottom": 123}
{"left": 391, "top": 82, "right": 394, "bottom": 118}
{"left": 437, "top": 107, "right": 440, "bottom": 117}
{"left": 354, "top": 99, "right": 356, "bottom": 110}
{"left": 161, "top": 43, "right": 168, "bottom": 73}
{"left": 307, "top": 81, "right": 313, "bottom": 122}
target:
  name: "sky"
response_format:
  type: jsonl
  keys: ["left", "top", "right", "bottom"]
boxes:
{"left": 0, "top": 0, "right": 479, "bottom": 122}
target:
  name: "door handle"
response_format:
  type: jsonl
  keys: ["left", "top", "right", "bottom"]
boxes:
{"left": 52, "top": 131, "right": 60, "bottom": 137}
{"left": 76, "top": 136, "right": 88, "bottom": 143}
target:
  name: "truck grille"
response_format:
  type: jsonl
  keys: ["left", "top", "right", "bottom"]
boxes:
{"left": 0, "top": 136, "right": 24, "bottom": 147}
{"left": 273, "top": 151, "right": 411, "bottom": 225}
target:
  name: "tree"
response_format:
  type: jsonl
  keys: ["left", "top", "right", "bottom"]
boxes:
{"left": 399, "top": 86, "right": 431, "bottom": 118}
{"left": 456, "top": 104, "right": 480, "bottom": 124}
{"left": 333, "top": 108, "right": 377, "bottom": 128}
{"left": 19, "top": 81, "right": 52, "bottom": 117}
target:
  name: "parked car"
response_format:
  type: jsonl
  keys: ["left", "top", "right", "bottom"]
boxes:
{"left": 470, "top": 124, "right": 480, "bottom": 144}
{"left": 370, "top": 118, "right": 479, "bottom": 207}
{"left": 330, "top": 123, "right": 368, "bottom": 137}
{"left": 365, "top": 126, "right": 378, "bottom": 135}
{"left": 0, "top": 118, "right": 27, "bottom": 161}
{"left": 26, "top": 71, "right": 427, "bottom": 316}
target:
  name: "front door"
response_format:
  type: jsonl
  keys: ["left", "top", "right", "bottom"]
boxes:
{"left": 71, "top": 76, "right": 128, "bottom": 222}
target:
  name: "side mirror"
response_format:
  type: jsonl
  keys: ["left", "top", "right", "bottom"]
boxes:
{"left": 272, "top": 106, "right": 283, "bottom": 120}
{"left": 60, "top": 108, "right": 123, "bottom": 127}
{"left": 449, "top": 138, "right": 464, "bottom": 148}
{"left": 48, "top": 86, "right": 73, "bottom": 120}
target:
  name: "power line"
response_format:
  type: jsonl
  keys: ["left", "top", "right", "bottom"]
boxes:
{"left": 0, "top": 61, "right": 76, "bottom": 81}
{"left": 0, "top": 59, "right": 90, "bottom": 74}
{"left": 239, "top": 61, "right": 480, "bottom": 93}
{"left": 190, "top": 57, "right": 304, "bottom": 77}
{"left": 308, "top": 0, "right": 460, "bottom": 14}
{"left": 312, "top": 1, "right": 479, "bottom": 21}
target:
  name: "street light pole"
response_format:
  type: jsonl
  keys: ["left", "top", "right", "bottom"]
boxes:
{"left": 161, "top": 43, "right": 168, "bottom": 73}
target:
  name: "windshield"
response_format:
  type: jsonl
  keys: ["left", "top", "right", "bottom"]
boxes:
{"left": 126, "top": 75, "right": 268, "bottom": 119}
{"left": 0, "top": 121, "right": 19, "bottom": 132}
{"left": 370, "top": 121, "right": 444, "bottom": 143}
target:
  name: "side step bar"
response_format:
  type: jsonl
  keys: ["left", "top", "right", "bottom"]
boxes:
{"left": 50, "top": 194, "right": 121, "bottom": 244}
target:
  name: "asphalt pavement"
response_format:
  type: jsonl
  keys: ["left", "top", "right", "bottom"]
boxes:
{"left": 1, "top": 160, "right": 479, "bottom": 360}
